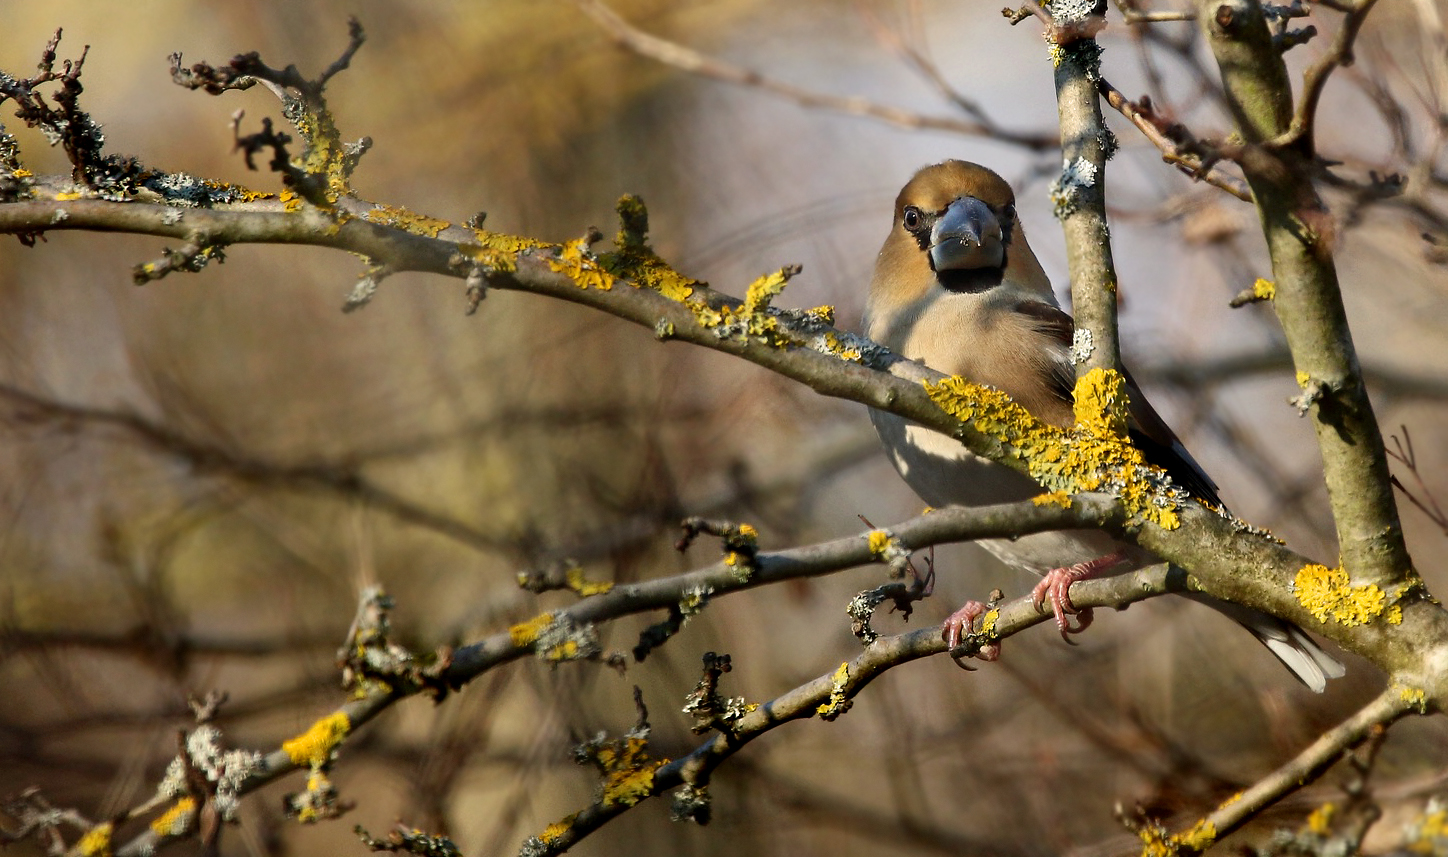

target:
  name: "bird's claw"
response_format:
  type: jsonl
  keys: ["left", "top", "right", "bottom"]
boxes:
{"left": 1031, "top": 552, "right": 1126, "bottom": 642}
{"left": 943, "top": 599, "right": 1001, "bottom": 668}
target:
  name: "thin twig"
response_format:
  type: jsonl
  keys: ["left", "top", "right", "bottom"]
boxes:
{"left": 1099, "top": 77, "right": 1253, "bottom": 201}
{"left": 573, "top": 0, "right": 1057, "bottom": 150}
{"left": 1275, "top": 0, "right": 1381, "bottom": 152}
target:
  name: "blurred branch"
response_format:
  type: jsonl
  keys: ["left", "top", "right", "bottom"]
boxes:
{"left": 572, "top": 0, "right": 1058, "bottom": 150}
{"left": 1387, "top": 427, "right": 1448, "bottom": 538}
{"left": 0, "top": 382, "right": 517, "bottom": 554}
{"left": 1139, "top": 349, "right": 1448, "bottom": 403}
{"left": 1127, "top": 684, "right": 1413, "bottom": 854}
{"left": 1275, "top": 0, "right": 1381, "bottom": 152}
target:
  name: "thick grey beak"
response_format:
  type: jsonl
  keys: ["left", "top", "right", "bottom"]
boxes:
{"left": 928, "top": 196, "right": 1005, "bottom": 272}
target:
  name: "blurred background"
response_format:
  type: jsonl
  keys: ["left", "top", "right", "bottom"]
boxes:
{"left": 2, "top": 1, "right": 1447, "bottom": 855}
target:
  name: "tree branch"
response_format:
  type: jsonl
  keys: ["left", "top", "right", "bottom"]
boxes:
{"left": 1196, "top": 0, "right": 1412, "bottom": 593}
{"left": 572, "top": 0, "right": 1059, "bottom": 150}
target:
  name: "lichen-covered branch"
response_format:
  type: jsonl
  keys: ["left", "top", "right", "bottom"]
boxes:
{"left": 521, "top": 562, "right": 1189, "bottom": 856}
{"left": 1196, "top": 0, "right": 1413, "bottom": 593}
{"left": 1127, "top": 684, "right": 1416, "bottom": 855}
{"left": 105, "top": 497, "right": 1121, "bottom": 857}
{"left": 1033, "top": 2, "right": 1123, "bottom": 385}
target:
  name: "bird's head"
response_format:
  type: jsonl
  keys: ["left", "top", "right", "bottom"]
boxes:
{"left": 889, "top": 160, "right": 1021, "bottom": 291}
{"left": 865, "top": 160, "right": 1056, "bottom": 351}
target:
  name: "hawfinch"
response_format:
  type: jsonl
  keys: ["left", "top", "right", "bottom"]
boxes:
{"left": 864, "top": 160, "right": 1343, "bottom": 692}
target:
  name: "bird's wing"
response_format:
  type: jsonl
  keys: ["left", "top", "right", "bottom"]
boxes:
{"left": 1013, "top": 299, "right": 1222, "bottom": 505}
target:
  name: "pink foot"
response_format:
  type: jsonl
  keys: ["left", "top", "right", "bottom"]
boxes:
{"left": 1030, "top": 551, "right": 1127, "bottom": 641}
{"left": 943, "top": 599, "right": 1001, "bottom": 666}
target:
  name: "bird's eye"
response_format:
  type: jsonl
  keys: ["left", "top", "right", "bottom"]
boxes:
{"left": 902, "top": 206, "right": 922, "bottom": 231}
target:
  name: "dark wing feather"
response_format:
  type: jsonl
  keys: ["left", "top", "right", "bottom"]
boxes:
{"left": 1013, "top": 299, "right": 1222, "bottom": 506}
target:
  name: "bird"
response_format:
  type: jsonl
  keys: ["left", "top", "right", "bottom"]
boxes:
{"left": 863, "top": 159, "right": 1345, "bottom": 692}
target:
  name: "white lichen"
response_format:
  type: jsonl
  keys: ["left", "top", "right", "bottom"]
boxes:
{"left": 1070, "top": 328, "right": 1095, "bottom": 364}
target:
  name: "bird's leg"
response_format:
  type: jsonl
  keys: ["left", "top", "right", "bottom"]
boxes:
{"left": 1031, "top": 551, "right": 1126, "bottom": 641}
{"left": 943, "top": 597, "right": 1002, "bottom": 667}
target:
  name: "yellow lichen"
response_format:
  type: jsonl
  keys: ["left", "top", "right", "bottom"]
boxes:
{"left": 1180, "top": 820, "right": 1217, "bottom": 851}
{"left": 279, "top": 190, "right": 303, "bottom": 213}
{"left": 77, "top": 823, "right": 112, "bottom": 857}
{"left": 565, "top": 566, "right": 613, "bottom": 597}
{"left": 548, "top": 238, "right": 615, "bottom": 290}
{"left": 363, "top": 204, "right": 451, "bottom": 237}
{"left": 1293, "top": 564, "right": 1386, "bottom": 626}
{"left": 1132, "top": 817, "right": 1215, "bottom": 857}
{"left": 1296, "top": 371, "right": 1311, "bottom": 388}
{"left": 1388, "top": 604, "right": 1404, "bottom": 625}
{"left": 978, "top": 608, "right": 1000, "bottom": 638}
{"left": 867, "top": 530, "right": 891, "bottom": 557}
{"left": 1400, "top": 685, "right": 1428, "bottom": 713}
{"left": 1306, "top": 803, "right": 1335, "bottom": 835}
{"left": 472, "top": 229, "right": 548, "bottom": 253}
{"left": 540, "top": 815, "right": 578, "bottom": 844}
{"left": 55, "top": 190, "right": 84, "bottom": 201}
{"left": 282, "top": 712, "right": 351, "bottom": 766}
{"left": 1032, "top": 491, "right": 1073, "bottom": 508}
{"left": 12, "top": 167, "right": 33, "bottom": 177}
{"left": 1252, "top": 278, "right": 1276, "bottom": 300}
{"left": 1412, "top": 805, "right": 1448, "bottom": 850}
{"left": 742, "top": 268, "right": 790, "bottom": 313}
{"left": 924, "top": 375, "right": 1182, "bottom": 531}
{"left": 1046, "top": 33, "right": 1065, "bottom": 67}
{"left": 150, "top": 798, "right": 197, "bottom": 837}
{"left": 1133, "top": 819, "right": 1175, "bottom": 857}
{"left": 821, "top": 331, "right": 863, "bottom": 362}
{"left": 544, "top": 639, "right": 580, "bottom": 661}
{"left": 816, "top": 662, "right": 852, "bottom": 718}
{"left": 1072, "top": 367, "right": 1130, "bottom": 438}
{"left": 509, "top": 612, "right": 556, "bottom": 647}
{"left": 596, "top": 736, "right": 666, "bottom": 808}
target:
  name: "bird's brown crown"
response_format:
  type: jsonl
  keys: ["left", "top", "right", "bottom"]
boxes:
{"left": 893, "top": 160, "right": 1016, "bottom": 224}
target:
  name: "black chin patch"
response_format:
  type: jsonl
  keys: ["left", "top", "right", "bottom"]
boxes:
{"left": 936, "top": 265, "right": 1005, "bottom": 293}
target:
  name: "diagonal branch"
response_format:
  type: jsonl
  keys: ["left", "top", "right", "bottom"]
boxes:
{"left": 1130, "top": 683, "right": 1415, "bottom": 854}
{"left": 572, "top": 0, "right": 1058, "bottom": 150}
{"left": 520, "top": 562, "right": 1191, "bottom": 856}
{"left": 1274, "top": 0, "right": 1381, "bottom": 152}
{"left": 109, "top": 496, "right": 1137, "bottom": 857}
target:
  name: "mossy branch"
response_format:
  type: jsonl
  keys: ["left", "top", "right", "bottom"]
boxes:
{"left": 1196, "top": 0, "right": 1412, "bottom": 594}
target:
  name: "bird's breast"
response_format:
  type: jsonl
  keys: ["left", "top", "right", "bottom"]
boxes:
{"left": 870, "top": 409, "right": 1041, "bottom": 509}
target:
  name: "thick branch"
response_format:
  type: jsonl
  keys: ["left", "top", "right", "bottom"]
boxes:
{"left": 1197, "top": 0, "right": 1412, "bottom": 592}
{"left": 1044, "top": 6, "right": 1124, "bottom": 381}
{"left": 2, "top": 191, "right": 1443, "bottom": 694}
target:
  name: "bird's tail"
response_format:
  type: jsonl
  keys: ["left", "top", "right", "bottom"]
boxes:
{"left": 1182, "top": 594, "right": 1346, "bottom": 693}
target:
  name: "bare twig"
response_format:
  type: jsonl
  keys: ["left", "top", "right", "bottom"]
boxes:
{"left": 1099, "top": 77, "right": 1253, "bottom": 201}
{"left": 1387, "top": 427, "right": 1448, "bottom": 537}
{"left": 573, "top": 0, "right": 1058, "bottom": 150}
{"left": 1274, "top": 0, "right": 1380, "bottom": 152}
